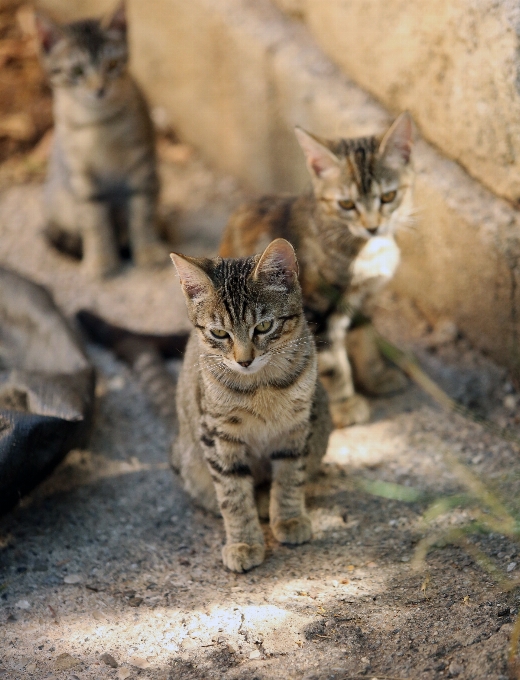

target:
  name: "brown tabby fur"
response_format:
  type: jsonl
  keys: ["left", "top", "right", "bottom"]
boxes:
{"left": 35, "top": 2, "right": 168, "bottom": 278}
{"left": 220, "top": 114, "right": 414, "bottom": 427}
{"left": 171, "top": 240, "right": 332, "bottom": 572}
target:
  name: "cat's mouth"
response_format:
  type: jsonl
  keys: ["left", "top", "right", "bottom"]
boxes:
{"left": 223, "top": 355, "right": 270, "bottom": 375}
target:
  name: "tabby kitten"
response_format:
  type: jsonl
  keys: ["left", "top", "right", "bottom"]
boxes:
{"left": 220, "top": 113, "right": 414, "bottom": 428}
{"left": 35, "top": 2, "right": 168, "bottom": 278}
{"left": 171, "top": 239, "right": 332, "bottom": 572}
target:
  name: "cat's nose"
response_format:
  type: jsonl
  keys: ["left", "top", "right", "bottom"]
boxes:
{"left": 96, "top": 86, "right": 106, "bottom": 98}
{"left": 238, "top": 359, "right": 253, "bottom": 368}
{"left": 367, "top": 227, "right": 378, "bottom": 235}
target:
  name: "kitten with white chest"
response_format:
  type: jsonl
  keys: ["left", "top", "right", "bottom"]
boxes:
{"left": 221, "top": 113, "right": 415, "bottom": 428}
{"left": 35, "top": 2, "right": 168, "bottom": 278}
{"left": 171, "top": 239, "right": 332, "bottom": 572}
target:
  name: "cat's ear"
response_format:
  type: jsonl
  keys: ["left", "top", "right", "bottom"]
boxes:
{"left": 170, "top": 253, "right": 214, "bottom": 302}
{"left": 34, "top": 11, "right": 64, "bottom": 54}
{"left": 378, "top": 112, "right": 414, "bottom": 169}
{"left": 253, "top": 238, "right": 299, "bottom": 290}
{"left": 295, "top": 126, "right": 341, "bottom": 180}
{"left": 103, "top": 1, "right": 127, "bottom": 36}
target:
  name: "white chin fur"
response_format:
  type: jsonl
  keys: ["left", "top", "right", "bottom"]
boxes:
{"left": 224, "top": 356, "right": 269, "bottom": 375}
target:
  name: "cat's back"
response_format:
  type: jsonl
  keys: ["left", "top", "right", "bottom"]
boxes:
{"left": 220, "top": 194, "right": 302, "bottom": 258}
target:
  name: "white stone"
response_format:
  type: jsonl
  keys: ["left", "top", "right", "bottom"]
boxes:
{"left": 15, "top": 600, "right": 30, "bottom": 609}
{"left": 63, "top": 574, "right": 82, "bottom": 584}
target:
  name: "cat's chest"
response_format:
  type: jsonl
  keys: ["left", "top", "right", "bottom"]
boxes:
{"left": 57, "top": 113, "right": 147, "bottom": 181}
{"left": 203, "top": 378, "right": 314, "bottom": 457}
{"left": 349, "top": 236, "right": 400, "bottom": 288}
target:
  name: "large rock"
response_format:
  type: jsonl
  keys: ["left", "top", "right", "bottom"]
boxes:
{"left": 0, "top": 267, "right": 95, "bottom": 514}
{"left": 301, "top": 0, "right": 520, "bottom": 205}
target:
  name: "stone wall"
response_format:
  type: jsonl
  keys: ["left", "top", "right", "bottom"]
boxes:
{"left": 274, "top": 0, "right": 520, "bottom": 206}
{"left": 35, "top": 0, "right": 520, "bottom": 369}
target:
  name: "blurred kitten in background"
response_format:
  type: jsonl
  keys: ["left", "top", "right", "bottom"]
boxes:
{"left": 35, "top": 1, "right": 168, "bottom": 278}
{"left": 220, "top": 113, "right": 415, "bottom": 428}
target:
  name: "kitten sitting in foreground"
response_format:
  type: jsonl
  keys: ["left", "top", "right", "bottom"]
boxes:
{"left": 171, "top": 239, "right": 332, "bottom": 572}
{"left": 35, "top": 1, "right": 168, "bottom": 278}
{"left": 220, "top": 113, "right": 414, "bottom": 428}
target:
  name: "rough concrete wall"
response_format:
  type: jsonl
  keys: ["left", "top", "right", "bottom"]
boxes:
{"left": 298, "top": 0, "right": 520, "bottom": 206}
{"left": 130, "top": 0, "right": 395, "bottom": 193}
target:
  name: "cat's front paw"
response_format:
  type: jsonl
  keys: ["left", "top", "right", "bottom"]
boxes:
{"left": 272, "top": 515, "right": 312, "bottom": 544}
{"left": 222, "top": 542, "right": 265, "bottom": 572}
{"left": 330, "top": 394, "right": 370, "bottom": 428}
{"left": 134, "top": 241, "right": 170, "bottom": 268}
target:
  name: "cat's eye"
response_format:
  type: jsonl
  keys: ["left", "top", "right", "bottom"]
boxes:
{"left": 380, "top": 190, "right": 397, "bottom": 204}
{"left": 255, "top": 320, "right": 273, "bottom": 334}
{"left": 71, "top": 65, "right": 84, "bottom": 78}
{"left": 338, "top": 199, "right": 356, "bottom": 211}
{"left": 106, "top": 59, "right": 119, "bottom": 73}
{"left": 210, "top": 328, "right": 229, "bottom": 339}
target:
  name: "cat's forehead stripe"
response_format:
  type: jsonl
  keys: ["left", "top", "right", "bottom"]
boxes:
{"left": 68, "top": 21, "right": 106, "bottom": 59}
{"left": 341, "top": 136, "right": 378, "bottom": 196}
{"left": 215, "top": 258, "right": 257, "bottom": 324}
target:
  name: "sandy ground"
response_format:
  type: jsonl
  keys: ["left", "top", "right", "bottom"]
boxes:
{"left": 0, "top": 148, "right": 520, "bottom": 680}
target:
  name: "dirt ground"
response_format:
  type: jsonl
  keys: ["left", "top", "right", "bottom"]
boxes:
{"left": 0, "top": 143, "right": 520, "bottom": 680}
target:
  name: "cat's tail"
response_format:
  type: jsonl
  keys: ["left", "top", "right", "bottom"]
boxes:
{"left": 76, "top": 310, "right": 189, "bottom": 423}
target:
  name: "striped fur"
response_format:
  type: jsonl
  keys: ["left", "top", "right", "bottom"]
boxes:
{"left": 220, "top": 113, "right": 415, "bottom": 427}
{"left": 171, "top": 240, "right": 332, "bottom": 572}
{"left": 35, "top": 2, "right": 168, "bottom": 278}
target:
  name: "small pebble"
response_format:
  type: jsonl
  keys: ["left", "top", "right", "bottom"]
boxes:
{"left": 100, "top": 653, "right": 118, "bottom": 668}
{"left": 15, "top": 600, "right": 30, "bottom": 609}
{"left": 129, "top": 656, "right": 150, "bottom": 669}
{"left": 107, "top": 375, "right": 125, "bottom": 391}
{"left": 503, "top": 395, "right": 517, "bottom": 411}
{"left": 54, "top": 653, "right": 81, "bottom": 671}
{"left": 63, "top": 574, "right": 82, "bottom": 585}
{"left": 117, "top": 669, "right": 131, "bottom": 680}
{"left": 448, "top": 661, "right": 463, "bottom": 677}
{"left": 249, "top": 650, "right": 261, "bottom": 659}
{"left": 507, "top": 562, "right": 517, "bottom": 572}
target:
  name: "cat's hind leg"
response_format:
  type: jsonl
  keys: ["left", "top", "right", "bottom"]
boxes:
{"left": 347, "top": 323, "right": 408, "bottom": 396}
{"left": 318, "top": 313, "right": 370, "bottom": 428}
{"left": 128, "top": 193, "right": 169, "bottom": 268}
{"left": 305, "top": 381, "right": 333, "bottom": 480}
{"left": 43, "top": 182, "right": 83, "bottom": 259}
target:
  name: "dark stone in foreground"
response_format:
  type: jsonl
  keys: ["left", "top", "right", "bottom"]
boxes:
{"left": 0, "top": 267, "right": 95, "bottom": 514}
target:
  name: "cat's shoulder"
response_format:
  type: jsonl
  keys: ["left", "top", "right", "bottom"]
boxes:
{"left": 220, "top": 194, "right": 299, "bottom": 257}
